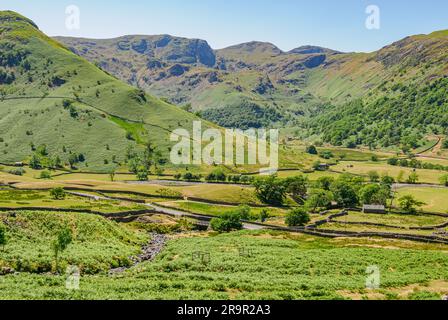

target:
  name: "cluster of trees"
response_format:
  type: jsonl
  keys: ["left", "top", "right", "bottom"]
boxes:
{"left": 0, "top": 42, "right": 28, "bottom": 67}
{"left": 28, "top": 144, "right": 86, "bottom": 171}
{"left": 29, "top": 144, "right": 64, "bottom": 170}
{"left": 174, "top": 172, "right": 202, "bottom": 182}
{"left": 125, "top": 143, "right": 165, "bottom": 181}
{"left": 252, "top": 175, "right": 310, "bottom": 207}
{"left": 201, "top": 101, "right": 283, "bottom": 130}
{"left": 252, "top": 173, "right": 397, "bottom": 210}
{"left": 388, "top": 157, "right": 448, "bottom": 172}
{"left": 0, "top": 69, "right": 15, "bottom": 84}
{"left": 173, "top": 169, "right": 256, "bottom": 185}
{"left": 309, "top": 77, "right": 448, "bottom": 150}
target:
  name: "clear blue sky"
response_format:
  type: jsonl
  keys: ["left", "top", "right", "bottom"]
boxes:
{"left": 1, "top": 0, "right": 448, "bottom": 52}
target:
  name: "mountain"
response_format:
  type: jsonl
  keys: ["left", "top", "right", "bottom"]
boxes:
{"left": 56, "top": 36, "right": 342, "bottom": 129}
{"left": 0, "top": 11, "right": 205, "bottom": 171}
{"left": 306, "top": 31, "right": 448, "bottom": 149}
{"left": 55, "top": 27, "right": 448, "bottom": 149}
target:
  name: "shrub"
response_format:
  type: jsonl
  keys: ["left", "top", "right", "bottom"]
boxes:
{"left": 439, "top": 174, "right": 448, "bottom": 187}
{"left": 50, "top": 187, "right": 66, "bottom": 200}
{"left": 8, "top": 168, "right": 25, "bottom": 176}
{"left": 39, "top": 171, "right": 52, "bottom": 180}
{"left": 285, "top": 208, "right": 310, "bottom": 227}
{"left": 306, "top": 145, "right": 318, "bottom": 155}
{"left": 210, "top": 211, "right": 243, "bottom": 233}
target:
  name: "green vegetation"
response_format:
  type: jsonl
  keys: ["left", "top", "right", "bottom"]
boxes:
{"left": 285, "top": 208, "right": 310, "bottom": 227}
{"left": 0, "top": 210, "right": 146, "bottom": 274}
{"left": 52, "top": 227, "right": 73, "bottom": 272}
{"left": 0, "top": 11, "right": 206, "bottom": 171}
{"left": 0, "top": 231, "right": 447, "bottom": 299}
{"left": 398, "top": 195, "right": 426, "bottom": 214}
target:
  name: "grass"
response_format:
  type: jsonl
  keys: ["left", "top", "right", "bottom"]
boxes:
{"left": 0, "top": 11, "right": 208, "bottom": 171}
{"left": 332, "top": 211, "right": 447, "bottom": 227}
{"left": 316, "top": 222, "right": 440, "bottom": 236}
{"left": 0, "top": 230, "right": 447, "bottom": 299}
{"left": 0, "top": 210, "right": 147, "bottom": 274}
{"left": 0, "top": 189, "right": 147, "bottom": 213}
{"left": 333, "top": 161, "right": 447, "bottom": 184}
{"left": 156, "top": 200, "right": 287, "bottom": 219}
{"left": 395, "top": 187, "right": 448, "bottom": 214}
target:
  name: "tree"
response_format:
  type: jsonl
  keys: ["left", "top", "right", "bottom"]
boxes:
{"left": 52, "top": 227, "right": 73, "bottom": 272}
{"left": 68, "top": 153, "right": 79, "bottom": 169}
{"left": 305, "top": 189, "right": 333, "bottom": 212}
{"left": 0, "top": 223, "right": 7, "bottom": 251}
{"left": 314, "top": 176, "right": 334, "bottom": 191}
{"left": 330, "top": 180, "right": 359, "bottom": 208}
{"left": 398, "top": 195, "right": 425, "bottom": 214}
{"left": 210, "top": 211, "right": 243, "bottom": 233}
{"left": 407, "top": 172, "right": 419, "bottom": 184}
{"left": 136, "top": 166, "right": 149, "bottom": 181}
{"left": 439, "top": 174, "right": 448, "bottom": 187}
{"left": 442, "top": 138, "right": 448, "bottom": 149}
{"left": 29, "top": 154, "right": 42, "bottom": 169}
{"left": 367, "top": 170, "right": 380, "bottom": 183}
{"left": 284, "top": 175, "right": 308, "bottom": 203}
{"left": 306, "top": 145, "right": 318, "bottom": 155}
{"left": 109, "top": 167, "right": 116, "bottom": 182}
{"left": 50, "top": 187, "right": 66, "bottom": 200}
{"left": 285, "top": 208, "right": 310, "bottom": 227}
{"left": 252, "top": 175, "right": 286, "bottom": 206}
{"left": 359, "top": 184, "right": 389, "bottom": 206}
{"left": 259, "top": 209, "right": 270, "bottom": 223}
{"left": 381, "top": 175, "right": 395, "bottom": 189}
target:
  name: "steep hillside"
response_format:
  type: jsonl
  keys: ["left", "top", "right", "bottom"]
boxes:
{"left": 56, "top": 27, "right": 448, "bottom": 149}
{"left": 56, "top": 36, "right": 341, "bottom": 129}
{"left": 307, "top": 31, "right": 448, "bottom": 149}
{"left": 0, "top": 11, "right": 205, "bottom": 171}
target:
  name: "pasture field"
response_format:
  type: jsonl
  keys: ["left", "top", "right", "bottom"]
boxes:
{"left": 316, "top": 222, "right": 441, "bottom": 236}
{"left": 0, "top": 189, "right": 147, "bottom": 213}
{"left": 333, "top": 161, "right": 447, "bottom": 184}
{"left": 0, "top": 231, "right": 447, "bottom": 300}
{"left": 395, "top": 187, "right": 448, "bottom": 214}
{"left": 156, "top": 200, "right": 288, "bottom": 221}
{"left": 331, "top": 211, "right": 447, "bottom": 228}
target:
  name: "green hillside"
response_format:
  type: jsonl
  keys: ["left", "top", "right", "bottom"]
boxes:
{"left": 57, "top": 29, "right": 448, "bottom": 149}
{"left": 0, "top": 11, "right": 205, "bottom": 171}
{"left": 306, "top": 32, "right": 448, "bottom": 149}
{"left": 0, "top": 210, "right": 146, "bottom": 274}
{"left": 56, "top": 36, "right": 340, "bottom": 129}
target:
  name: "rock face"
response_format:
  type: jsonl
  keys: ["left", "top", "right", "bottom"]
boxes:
{"left": 303, "top": 54, "right": 327, "bottom": 68}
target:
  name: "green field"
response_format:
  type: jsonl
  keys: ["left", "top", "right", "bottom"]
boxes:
{"left": 395, "top": 187, "right": 448, "bottom": 214}
{"left": 0, "top": 231, "right": 447, "bottom": 300}
{"left": 0, "top": 188, "right": 147, "bottom": 213}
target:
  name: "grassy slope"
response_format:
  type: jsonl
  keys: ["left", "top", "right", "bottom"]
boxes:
{"left": 0, "top": 11, "right": 206, "bottom": 171}
{"left": 0, "top": 231, "right": 447, "bottom": 299}
{"left": 0, "top": 210, "right": 147, "bottom": 274}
